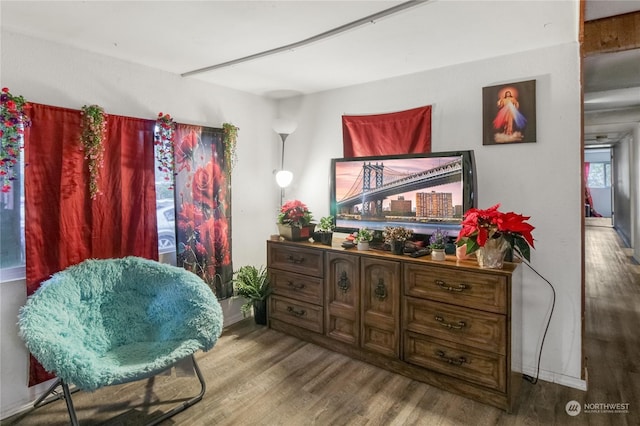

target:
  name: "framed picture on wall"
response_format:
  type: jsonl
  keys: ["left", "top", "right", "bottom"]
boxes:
{"left": 482, "top": 79, "right": 536, "bottom": 145}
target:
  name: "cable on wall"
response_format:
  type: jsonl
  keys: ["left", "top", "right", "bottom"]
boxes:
{"left": 516, "top": 253, "right": 557, "bottom": 385}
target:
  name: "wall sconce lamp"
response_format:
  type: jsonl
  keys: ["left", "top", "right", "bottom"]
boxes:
{"left": 272, "top": 119, "right": 297, "bottom": 191}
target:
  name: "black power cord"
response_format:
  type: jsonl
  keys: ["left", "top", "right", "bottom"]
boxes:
{"left": 515, "top": 253, "right": 557, "bottom": 385}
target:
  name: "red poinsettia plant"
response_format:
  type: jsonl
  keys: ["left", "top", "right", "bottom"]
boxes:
{"left": 456, "top": 203, "right": 535, "bottom": 261}
{"left": 278, "top": 200, "right": 314, "bottom": 228}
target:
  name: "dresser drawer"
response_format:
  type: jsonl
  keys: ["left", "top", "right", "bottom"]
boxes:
{"left": 404, "top": 332, "right": 506, "bottom": 392}
{"left": 269, "top": 295, "right": 323, "bottom": 334}
{"left": 404, "top": 297, "right": 506, "bottom": 354}
{"left": 404, "top": 263, "right": 507, "bottom": 314}
{"left": 268, "top": 243, "right": 324, "bottom": 277}
{"left": 270, "top": 270, "right": 323, "bottom": 305}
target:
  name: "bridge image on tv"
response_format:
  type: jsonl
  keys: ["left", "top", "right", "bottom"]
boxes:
{"left": 334, "top": 156, "right": 464, "bottom": 230}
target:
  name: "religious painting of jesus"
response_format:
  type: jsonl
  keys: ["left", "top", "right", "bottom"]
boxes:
{"left": 482, "top": 79, "right": 536, "bottom": 145}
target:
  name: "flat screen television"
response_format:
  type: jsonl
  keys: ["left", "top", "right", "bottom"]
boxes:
{"left": 330, "top": 150, "right": 476, "bottom": 240}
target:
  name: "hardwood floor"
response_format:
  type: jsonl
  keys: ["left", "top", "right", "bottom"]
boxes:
{"left": 4, "top": 225, "right": 639, "bottom": 425}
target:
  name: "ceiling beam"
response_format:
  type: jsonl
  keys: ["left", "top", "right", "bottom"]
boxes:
{"left": 584, "top": 11, "right": 640, "bottom": 55}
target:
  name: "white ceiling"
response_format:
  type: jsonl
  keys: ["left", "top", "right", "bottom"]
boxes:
{"left": 2, "top": 0, "right": 639, "bottom": 145}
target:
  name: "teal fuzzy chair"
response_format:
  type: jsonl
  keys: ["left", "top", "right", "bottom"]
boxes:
{"left": 18, "top": 256, "right": 223, "bottom": 425}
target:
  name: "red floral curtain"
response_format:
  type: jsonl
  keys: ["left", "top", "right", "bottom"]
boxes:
{"left": 174, "top": 124, "right": 233, "bottom": 298}
{"left": 24, "top": 103, "right": 158, "bottom": 386}
{"left": 342, "top": 105, "right": 432, "bottom": 157}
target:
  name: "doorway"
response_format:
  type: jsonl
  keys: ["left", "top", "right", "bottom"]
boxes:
{"left": 584, "top": 147, "right": 613, "bottom": 228}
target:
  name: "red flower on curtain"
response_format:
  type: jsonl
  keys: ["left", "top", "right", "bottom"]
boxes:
{"left": 175, "top": 129, "right": 198, "bottom": 173}
{"left": 192, "top": 160, "right": 226, "bottom": 208}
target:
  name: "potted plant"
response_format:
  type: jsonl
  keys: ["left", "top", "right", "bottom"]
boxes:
{"left": 429, "top": 228, "right": 447, "bottom": 261}
{"left": 314, "top": 215, "right": 335, "bottom": 246}
{"left": 277, "top": 200, "right": 315, "bottom": 241}
{"left": 383, "top": 226, "right": 413, "bottom": 255}
{"left": 354, "top": 227, "right": 373, "bottom": 251}
{"left": 456, "top": 203, "right": 535, "bottom": 269}
{"left": 232, "top": 265, "right": 272, "bottom": 325}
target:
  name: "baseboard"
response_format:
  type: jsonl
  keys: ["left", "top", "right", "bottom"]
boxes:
{"left": 223, "top": 312, "right": 246, "bottom": 327}
{"left": 521, "top": 365, "right": 587, "bottom": 391}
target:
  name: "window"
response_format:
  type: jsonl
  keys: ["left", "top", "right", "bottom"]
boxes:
{"left": 0, "top": 147, "right": 25, "bottom": 281}
{"left": 587, "top": 162, "right": 611, "bottom": 188}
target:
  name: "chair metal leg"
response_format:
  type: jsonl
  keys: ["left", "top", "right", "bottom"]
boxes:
{"left": 146, "top": 354, "right": 207, "bottom": 426}
{"left": 32, "top": 377, "right": 79, "bottom": 426}
{"left": 33, "top": 378, "right": 62, "bottom": 408}
{"left": 30, "top": 355, "right": 206, "bottom": 426}
{"left": 61, "top": 380, "right": 80, "bottom": 426}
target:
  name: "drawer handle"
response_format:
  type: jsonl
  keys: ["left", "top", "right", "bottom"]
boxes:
{"left": 374, "top": 278, "right": 387, "bottom": 301}
{"left": 337, "top": 271, "right": 350, "bottom": 293}
{"left": 287, "top": 281, "right": 306, "bottom": 290}
{"left": 435, "top": 315, "right": 466, "bottom": 330}
{"left": 435, "top": 280, "right": 468, "bottom": 292}
{"left": 287, "top": 255, "right": 305, "bottom": 264}
{"left": 286, "top": 306, "right": 306, "bottom": 317}
{"left": 436, "top": 350, "right": 467, "bottom": 366}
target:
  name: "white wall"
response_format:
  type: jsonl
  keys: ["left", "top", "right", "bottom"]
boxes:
{"left": 634, "top": 124, "right": 640, "bottom": 262}
{"left": 0, "top": 31, "right": 280, "bottom": 418}
{"left": 613, "top": 137, "right": 633, "bottom": 246}
{"left": 279, "top": 43, "right": 585, "bottom": 390}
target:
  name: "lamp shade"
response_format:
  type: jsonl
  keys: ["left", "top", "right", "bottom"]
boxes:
{"left": 275, "top": 170, "right": 293, "bottom": 188}
{"left": 272, "top": 118, "right": 297, "bottom": 135}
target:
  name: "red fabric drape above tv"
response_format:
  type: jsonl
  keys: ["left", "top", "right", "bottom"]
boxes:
{"left": 342, "top": 105, "right": 432, "bottom": 157}
{"left": 24, "top": 103, "right": 158, "bottom": 386}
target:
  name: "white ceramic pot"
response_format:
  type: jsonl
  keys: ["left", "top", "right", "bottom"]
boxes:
{"left": 357, "top": 241, "right": 370, "bottom": 251}
{"left": 431, "top": 248, "right": 446, "bottom": 261}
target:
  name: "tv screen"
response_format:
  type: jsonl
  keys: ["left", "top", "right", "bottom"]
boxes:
{"left": 330, "top": 151, "right": 476, "bottom": 239}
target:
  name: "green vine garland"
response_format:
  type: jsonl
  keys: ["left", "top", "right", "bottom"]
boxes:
{"left": 80, "top": 105, "right": 107, "bottom": 199}
{"left": 222, "top": 122, "right": 238, "bottom": 175}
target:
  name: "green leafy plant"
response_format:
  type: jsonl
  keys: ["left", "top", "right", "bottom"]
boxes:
{"left": 232, "top": 265, "right": 272, "bottom": 317}
{"left": 222, "top": 122, "right": 238, "bottom": 175}
{"left": 355, "top": 227, "right": 373, "bottom": 243}
{"left": 317, "top": 216, "right": 335, "bottom": 232}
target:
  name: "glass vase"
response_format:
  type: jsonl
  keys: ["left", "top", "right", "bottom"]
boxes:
{"left": 476, "top": 236, "right": 510, "bottom": 269}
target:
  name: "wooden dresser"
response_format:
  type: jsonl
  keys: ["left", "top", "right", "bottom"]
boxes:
{"left": 267, "top": 239, "right": 522, "bottom": 412}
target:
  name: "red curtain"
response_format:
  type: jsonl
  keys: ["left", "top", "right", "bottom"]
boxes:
{"left": 24, "top": 103, "right": 158, "bottom": 386}
{"left": 342, "top": 105, "right": 432, "bottom": 157}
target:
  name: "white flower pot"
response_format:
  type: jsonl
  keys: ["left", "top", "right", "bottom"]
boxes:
{"left": 431, "top": 249, "right": 446, "bottom": 261}
{"left": 357, "top": 241, "right": 370, "bottom": 251}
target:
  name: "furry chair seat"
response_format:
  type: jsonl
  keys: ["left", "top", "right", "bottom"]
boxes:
{"left": 18, "top": 256, "right": 223, "bottom": 424}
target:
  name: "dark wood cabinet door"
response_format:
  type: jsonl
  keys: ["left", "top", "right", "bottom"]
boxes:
{"left": 361, "top": 257, "right": 400, "bottom": 358}
{"left": 325, "top": 252, "right": 360, "bottom": 345}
